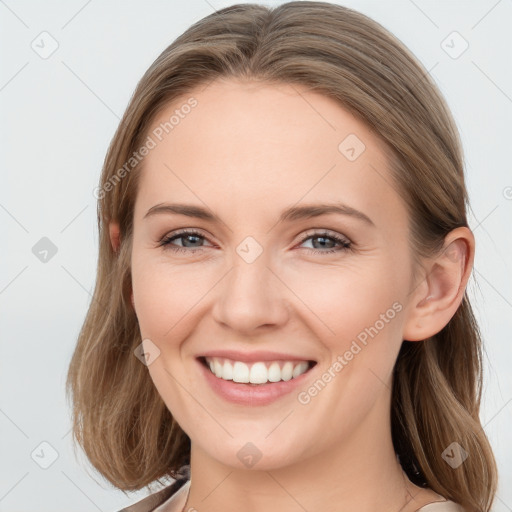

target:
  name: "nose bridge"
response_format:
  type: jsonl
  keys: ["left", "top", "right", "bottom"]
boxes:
{"left": 212, "top": 237, "right": 289, "bottom": 331}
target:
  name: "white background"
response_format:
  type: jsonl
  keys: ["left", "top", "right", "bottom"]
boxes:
{"left": 1, "top": 1, "right": 511, "bottom": 510}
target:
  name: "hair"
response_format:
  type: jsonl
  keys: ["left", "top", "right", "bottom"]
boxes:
{"left": 65, "top": 2, "right": 498, "bottom": 510}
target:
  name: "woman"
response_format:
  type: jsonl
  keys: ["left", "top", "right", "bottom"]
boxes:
{"left": 66, "top": 2, "right": 498, "bottom": 511}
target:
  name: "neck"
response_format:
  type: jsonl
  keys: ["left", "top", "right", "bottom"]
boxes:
{"left": 183, "top": 393, "right": 419, "bottom": 512}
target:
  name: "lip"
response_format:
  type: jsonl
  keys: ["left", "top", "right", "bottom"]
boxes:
{"left": 197, "top": 349, "right": 316, "bottom": 364}
{"left": 196, "top": 356, "right": 317, "bottom": 406}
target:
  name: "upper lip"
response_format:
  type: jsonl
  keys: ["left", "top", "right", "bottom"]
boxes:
{"left": 197, "top": 349, "right": 316, "bottom": 363}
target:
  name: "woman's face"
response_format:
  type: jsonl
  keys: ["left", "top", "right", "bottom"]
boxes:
{"left": 130, "top": 78, "right": 419, "bottom": 470}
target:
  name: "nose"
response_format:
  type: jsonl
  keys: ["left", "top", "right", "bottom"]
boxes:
{"left": 211, "top": 253, "right": 290, "bottom": 334}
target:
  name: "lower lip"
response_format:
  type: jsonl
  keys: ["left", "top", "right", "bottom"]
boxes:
{"left": 197, "top": 358, "right": 315, "bottom": 406}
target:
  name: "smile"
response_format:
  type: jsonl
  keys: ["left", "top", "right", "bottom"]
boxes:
{"left": 197, "top": 356, "right": 318, "bottom": 406}
{"left": 202, "top": 356, "right": 315, "bottom": 385}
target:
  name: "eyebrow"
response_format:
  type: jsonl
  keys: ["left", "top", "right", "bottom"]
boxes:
{"left": 143, "top": 202, "right": 375, "bottom": 227}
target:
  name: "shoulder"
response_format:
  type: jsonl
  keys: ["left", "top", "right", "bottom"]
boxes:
{"left": 117, "top": 477, "right": 189, "bottom": 512}
{"left": 416, "top": 499, "right": 466, "bottom": 512}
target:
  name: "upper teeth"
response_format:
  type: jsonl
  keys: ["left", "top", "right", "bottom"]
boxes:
{"left": 205, "top": 357, "right": 310, "bottom": 384}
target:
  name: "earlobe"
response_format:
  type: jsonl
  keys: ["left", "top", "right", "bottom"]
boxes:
{"left": 402, "top": 227, "right": 474, "bottom": 342}
{"left": 109, "top": 221, "right": 121, "bottom": 253}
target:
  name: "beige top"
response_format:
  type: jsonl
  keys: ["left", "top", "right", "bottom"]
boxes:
{"left": 152, "top": 480, "right": 189, "bottom": 512}
{"left": 143, "top": 480, "right": 466, "bottom": 512}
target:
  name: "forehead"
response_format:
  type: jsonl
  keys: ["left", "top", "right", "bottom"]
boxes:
{"left": 134, "top": 78, "right": 407, "bottom": 230}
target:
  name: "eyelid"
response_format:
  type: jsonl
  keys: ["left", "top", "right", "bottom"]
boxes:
{"left": 158, "top": 227, "right": 352, "bottom": 254}
{"left": 297, "top": 228, "right": 351, "bottom": 245}
{"left": 159, "top": 227, "right": 350, "bottom": 243}
{"left": 158, "top": 227, "right": 216, "bottom": 247}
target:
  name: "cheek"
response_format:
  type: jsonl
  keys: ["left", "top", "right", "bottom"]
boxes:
{"left": 131, "top": 251, "right": 176, "bottom": 336}
{"left": 284, "top": 258, "right": 404, "bottom": 346}
{"left": 131, "top": 253, "right": 216, "bottom": 341}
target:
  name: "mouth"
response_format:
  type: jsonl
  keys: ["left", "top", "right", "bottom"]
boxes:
{"left": 197, "top": 356, "right": 318, "bottom": 386}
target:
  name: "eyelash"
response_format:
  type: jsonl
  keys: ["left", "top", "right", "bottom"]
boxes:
{"left": 158, "top": 229, "right": 352, "bottom": 256}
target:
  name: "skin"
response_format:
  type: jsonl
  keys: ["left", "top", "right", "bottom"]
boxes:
{"left": 110, "top": 78, "right": 474, "bottom": 512}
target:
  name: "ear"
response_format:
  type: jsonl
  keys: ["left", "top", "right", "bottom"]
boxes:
{"left": 402, "top": 227, "right": 475, "bottom": 342}
{"left": 109, "top": 221, "right": 121, "bottom": 253}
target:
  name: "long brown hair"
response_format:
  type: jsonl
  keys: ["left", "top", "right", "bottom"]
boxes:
{"left": 65, "top": 2, "right": 498, "bottom": 509}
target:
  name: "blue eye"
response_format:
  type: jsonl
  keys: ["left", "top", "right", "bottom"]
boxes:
{"left": 158, "top": 229, "right": 351, "bottom": 255}
{"left": 298, "top": 231, "right": 351, "bottom": 254}
{"left": 158, "top": 229, "right": 212, "bottom": 254}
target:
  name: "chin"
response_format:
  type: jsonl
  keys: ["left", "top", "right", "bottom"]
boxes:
{"left": 200, "top": 436, "right": 308, "bottom": 472}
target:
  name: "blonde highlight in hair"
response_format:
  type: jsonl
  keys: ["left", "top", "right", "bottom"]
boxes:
{"left": 66, "top": 2, "right": 498, "bottom": 508}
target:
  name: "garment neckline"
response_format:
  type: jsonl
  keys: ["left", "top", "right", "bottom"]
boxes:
{"left": 157, "top": 480, "right": 458, "bottom": 512}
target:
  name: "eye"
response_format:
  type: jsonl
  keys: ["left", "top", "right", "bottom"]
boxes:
{"left": 158, "top": 229, "right": 213, "bottom": 254}
{"left": 297, "top": 230, "right": 352, "bottom": 255}
{"left": 158, "top": 228, "right": 351, "bottom": 256}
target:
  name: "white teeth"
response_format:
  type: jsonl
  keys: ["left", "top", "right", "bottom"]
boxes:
{"left": 233, "top": 361, "right": 250, "bottom": 383}
{"left": 281, "top": 361, "right": 293, "bottom": 381}
{"left": 222, "top": 360, "right": 233, "bottom": 380}
{"left": 204, "top": 357, "right": 311, "bottom": 384}
{"left": 267, "top": 362, "right": 281, "bottom": 382}
{"left": 293, "top": 361, "right": 309, "bottom": 378}
{"left": 214, "top": 359, "right": 223, "bottom": 378}
{"left": 249, "top": 362, "right": 268, "bottom": 384}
